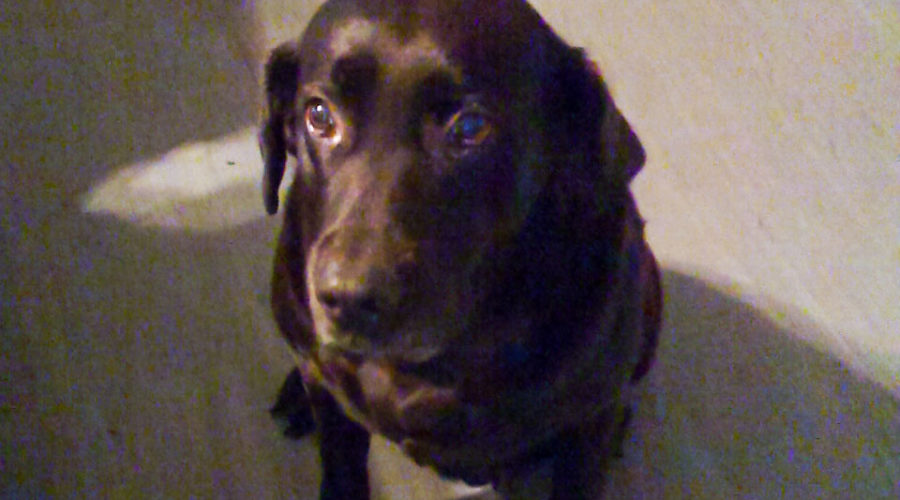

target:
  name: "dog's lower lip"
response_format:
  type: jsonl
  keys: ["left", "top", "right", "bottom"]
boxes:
{"left": 396, "top": 353, "right": 457, "bottom": 386}
{"left": 321, "top": 341, "right": 441, "bottom": 366}
{"left": 392, "top": 346, "right": 442, "bottom": 365}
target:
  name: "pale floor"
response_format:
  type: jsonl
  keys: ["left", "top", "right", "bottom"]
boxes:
{"left": 1, "top": 1, "right": 898, "bottom": 498}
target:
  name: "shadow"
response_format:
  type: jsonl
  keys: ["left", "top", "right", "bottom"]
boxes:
{"left": 608, "top": 269, "right": 900, "bottom": 499}
{"left": 371, "top": 268, "right": 900, "bottom": 499}
{"left": 1, "top": 210, "right": 323, "bottom": 498}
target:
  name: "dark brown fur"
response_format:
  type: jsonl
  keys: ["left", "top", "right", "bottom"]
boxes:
{"left": 260, "top": 1, "right": 661, "bottom": 498}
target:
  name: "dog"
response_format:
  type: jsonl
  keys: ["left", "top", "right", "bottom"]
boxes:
{"left": 259, "top": 0, "right": 661, "bottom": 498}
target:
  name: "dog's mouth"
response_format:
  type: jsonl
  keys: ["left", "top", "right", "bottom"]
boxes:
{"left": 320, "top": 341, "right": 458, "bottom": 387}
{"left": 322, "top": 340, "right": 440, "bottom": 364}
{"left": 395, "top": 354, "right": 458, "bottom": 387}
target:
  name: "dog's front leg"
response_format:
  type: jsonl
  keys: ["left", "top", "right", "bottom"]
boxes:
{"left": 549, "top": 403, "right": 627, "bottom": 500}
{"left": 306, "top": 383, "right": 372, "bottom": 500}
{"left": 270, "top": 368, "right": 317, "bottom": 439}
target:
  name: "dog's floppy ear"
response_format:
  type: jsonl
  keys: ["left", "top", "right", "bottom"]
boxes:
{"left": 557, "top": 50, "right": 645, "bottom": 184}
{"left": 594, "top": 69, "right": 645, "bottom": 182}
{"left": 260, "top": 42, "right": 301, "bottom": 215}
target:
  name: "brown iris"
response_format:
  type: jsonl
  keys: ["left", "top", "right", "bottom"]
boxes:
{"left": 445, "top": 110, "right": 492, "bottom": 148}
{"left": 305, "top": 99, "right": 337, "bottom": 139}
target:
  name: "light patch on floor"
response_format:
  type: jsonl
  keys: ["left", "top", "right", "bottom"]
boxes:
{"left": 81, "top": 127, "right": 289, "bottom": 231}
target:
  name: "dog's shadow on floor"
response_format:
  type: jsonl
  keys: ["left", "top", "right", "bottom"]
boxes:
{"left": 605, "top": 269, "right": 899, "bottom": 499}
{"left": 388, "top": 268, "right": 900, "bottom": 500}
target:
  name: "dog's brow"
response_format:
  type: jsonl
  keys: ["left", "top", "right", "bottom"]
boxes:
{"left": 331, "top": 52, "right": 379, "bottom": 100}
{"left": 415, "top": 71, "right": 463, "bottom": 112}
{"left": 395, "top": 33, "right": 449, "bottom": 68}
{"left": 329, "top": 18, "right": 377, "bottom": 56}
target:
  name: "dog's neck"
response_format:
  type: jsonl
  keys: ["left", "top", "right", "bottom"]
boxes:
{"left": 461, "top": 180, "right": 632, "bottom": 386}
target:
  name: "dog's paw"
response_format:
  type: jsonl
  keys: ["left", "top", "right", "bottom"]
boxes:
{"left": 269, "top": 368, "right": 316, "bottom": 439}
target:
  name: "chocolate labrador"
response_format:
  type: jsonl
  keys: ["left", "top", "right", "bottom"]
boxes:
{"left": 260, "top": 0, "right": 661, "bottom": 498}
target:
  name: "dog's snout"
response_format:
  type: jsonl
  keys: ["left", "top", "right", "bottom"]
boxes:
{"left": 316, "top": 274, "right": 384, "bottom": 331}
{"left": 315, "top": 252, "right": 416, "bottom": 334}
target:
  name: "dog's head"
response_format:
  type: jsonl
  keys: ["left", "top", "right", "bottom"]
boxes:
{"left": 261, "top": 0, "right": 644, "bottom": 369}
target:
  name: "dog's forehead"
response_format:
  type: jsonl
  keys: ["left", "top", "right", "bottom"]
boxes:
{"left": 328, "top": 18, "right": 379, "bottom": 55}
{"left": 327, "top": 17, "right": 452, "bottom": 71}
{"left": 301, "top": 0, "right": 555, "bottom": 85}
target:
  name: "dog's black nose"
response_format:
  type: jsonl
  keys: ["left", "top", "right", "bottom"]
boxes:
{"left": 313, "top": 226, "right": 420, "bottom": 334}
{"left": 317, "top": 283, "right": 384, "bottom": 331}
{"left": 315, "top": 258, "right": 411, "bottom": 334}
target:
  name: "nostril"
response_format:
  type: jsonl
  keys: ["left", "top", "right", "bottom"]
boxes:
{"left": 352, "top": 296, "right": 381, "bottom": 328}
{"left": 357, "top": 296, "right": 380, "bottom": 317}
{"left": 317, "top": 289, "right": 354, "bottom": 321}
{"left": 316, "top": 286, "right": 383, "bottom": 331}
{"left": 318, "top": 289, "right": 341, "bottom": 311}
{"left": 315, "top": 255, "right": 409, "bottom": 333}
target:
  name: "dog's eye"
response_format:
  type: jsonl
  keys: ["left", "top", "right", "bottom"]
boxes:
{"left": 446, "top": 110, "right": 492, "bottom": 148}
{"left": 305, "top": 99, "right": 337, "bottom": 138}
